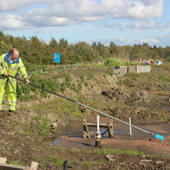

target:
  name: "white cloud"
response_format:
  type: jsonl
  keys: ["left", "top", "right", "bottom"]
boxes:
{"left": 158, "top": 34, "right": 165, "bottom": 38}
{"left": 127, "top": 20, "right": 156, "bottom": 29}
{"left": 141, "top": 0, "right": 160, "bottom": 6}
{"left": 0, "top": 14, "right": 32, "bottom": 30}
{"left": 119, "top": 37, "right": 123, "bottom": 41}
{"left": 124, "top": 0, "right": 163, "bottom": 20}
{"left": 0, "top": 0, "right": 165, "bottom": 36}
{"left": 30, "top": 0, "right": 163, "bottom": 20}
{"left": 124, "top": 38, "right": 135, "bottom": 44}
{"left": 26, "top": 16, "right": 75, "bottom": 27}
{"left": 0, "top": 0, "right": 163, "bottom": 29}
{"left": 140, "top": 38, "right": 159, "bottom": 43}
{"left": 161, "top": 20, "right": 170, "bottom": 29}
{"left": 95, "top": 21, "right": 125, "bottom": 31}
{"left": 0, "top": 0, "right": 61, "bottom": 12}
{"left": 33, "top": 29, "right": 45, "bottom": 34}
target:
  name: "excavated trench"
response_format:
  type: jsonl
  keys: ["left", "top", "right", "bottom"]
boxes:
{"left": 51, "top": 115, "right": 170, "bottom": 158}
{"left": 51, "top": 87, "right": 170, "bottom": 158}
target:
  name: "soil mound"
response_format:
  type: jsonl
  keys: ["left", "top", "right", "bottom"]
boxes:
{"left": 102, "top": 87, "right": 149, "bottom": 105}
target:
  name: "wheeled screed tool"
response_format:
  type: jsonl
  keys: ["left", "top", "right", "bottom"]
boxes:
{"left": 9, "top": 75, "right": 164, "bottom": 141}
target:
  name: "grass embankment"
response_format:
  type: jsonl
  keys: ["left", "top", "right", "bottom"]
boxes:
{"left": 2, "top": 59, "right": 170, "bottom": 169}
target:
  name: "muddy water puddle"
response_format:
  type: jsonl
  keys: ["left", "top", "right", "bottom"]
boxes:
{"left": 52, "top": 122, "right": 170, "bottom": 150}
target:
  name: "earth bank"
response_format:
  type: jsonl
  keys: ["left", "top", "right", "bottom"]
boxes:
{"left": 0, "top": 64, "right": 170, "bottom": 169}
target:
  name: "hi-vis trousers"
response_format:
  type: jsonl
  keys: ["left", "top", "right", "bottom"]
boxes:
{"left": 0, "top": 77, "right": 17, "bottom": 111}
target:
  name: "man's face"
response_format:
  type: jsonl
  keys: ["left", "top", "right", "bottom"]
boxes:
{"left": 11, "top": 50, "right": 19, "bottom": 60}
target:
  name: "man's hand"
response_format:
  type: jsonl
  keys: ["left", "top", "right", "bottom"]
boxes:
{"left": 3, "top": 72, "right": 8, "bottom": 76}
{"left": 25, "top": 78, "right": 30, "bottom": 84}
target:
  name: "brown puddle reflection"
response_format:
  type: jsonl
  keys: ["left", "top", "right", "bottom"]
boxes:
{"left": 52, "top": 118, "right": 170, "bottom": 157}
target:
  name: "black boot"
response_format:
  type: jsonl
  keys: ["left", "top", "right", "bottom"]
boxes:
{"left": 8, "top": 110, "right": 16, "bottom": 114}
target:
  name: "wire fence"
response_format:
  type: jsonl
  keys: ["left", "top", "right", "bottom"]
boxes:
{"left": 25, "top": 57, "right": 146, "bottom": 75}
{"left": 27, "top": 59, "right": 106, "bottom": 74}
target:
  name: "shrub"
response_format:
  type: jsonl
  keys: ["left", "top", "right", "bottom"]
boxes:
{"left": 78, "top": 83, "right": 82, "bottom": 90}
{"left": 71, "top": 83, "right": 77, "bottom": 91}
{"left": 125, "top": 62, "right": 137, "bottom": 66}
{"left": 80, "top": 74, "right": 85, "bottom": 81}
{"left": 85, "top": 82, "right": 88, "bottom": 86}
{"left": 104, "top": 58, "right": 121, "bottom": 67}
{"left": 107, "top": 67, "right": 114, "bottom": 76}
{"left": 65, "top": 73, "right": 72, "bottom": 82}
{"left": 66, "top": 82, "right": 71, "bottom": 88}
{"left": 87, "top": 73, "right": 93, "bottom": 80}
{"left": 165, "top": 57, "right": 170, "bottom": 62}
{"left": 61, "top": 82, "right": 66, "bottom": 92}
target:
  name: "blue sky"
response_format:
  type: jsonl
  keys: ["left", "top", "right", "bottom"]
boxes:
{"left": 0, "top": 0, "right": 169, "bottom": 47}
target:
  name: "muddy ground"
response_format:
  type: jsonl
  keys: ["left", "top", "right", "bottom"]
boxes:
{"left": 1, "top": 64, "right": 170, "bottom": 169}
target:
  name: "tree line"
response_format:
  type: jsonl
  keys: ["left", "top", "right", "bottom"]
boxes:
{"left": 0, "top": 31, "right": 170, "bottom": 67}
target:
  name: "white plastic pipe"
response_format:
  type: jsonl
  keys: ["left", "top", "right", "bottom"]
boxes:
{"left": 97, "top": 115, "right": 100, "bottom": 133}
{"left": 129, "top": 116, "right": 132, "bottom": 136}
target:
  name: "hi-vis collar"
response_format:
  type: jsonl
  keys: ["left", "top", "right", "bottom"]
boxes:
{"left": 4, "top": 52, "right": 19, "bottom": 65}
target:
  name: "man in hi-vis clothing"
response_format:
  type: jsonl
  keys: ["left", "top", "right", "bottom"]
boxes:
{"left": 0, "top": 48, "right": 30, "bottom": 113}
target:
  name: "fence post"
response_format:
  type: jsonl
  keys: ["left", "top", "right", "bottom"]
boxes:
{"left": 95, "top": 115, "right": 101, "bottom": 147}
{"left": 63, "top": 160, "right": 67, "bottom": 170}
{"left": 129, "top": 116, "right": 132, "bottom": 136}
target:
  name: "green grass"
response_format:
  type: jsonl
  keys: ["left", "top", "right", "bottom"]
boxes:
{"left": 78, "top": 63, "right": 86, "bottom": 69}
{"left": 84, "top": 82, "right": 88, "bottom": 86}
{"left": 90, "top": 62, "right": 105, "bottom": 68}
{"left": 159, "top": 75, "right": 170, "bottom": 81}
{"left": 80, "top": 74, "right": 85, "bottom": 81}
{"left": 32, "top": 115, "right": 41, "bottom": 120}
{"left": 32, "top": 97, "right": 81, "bottom": 118}
{"left": 35, "top": 119, "right": 50, "bottom": 137}
{"left": 41, "top": 71, "right": 49, "bottom": 75}
{"left": 93, "top": 148, "right": 144, "bottom": 156}
{"left": 9, "top": 161, "right": 24, "bottom": 166}
{"left": 82, "top": 160, "right": 104, "bottom": 168}
{"left": 55, "top": 159, "right": 64, "bottom": 167}
{"left": 78, "top": 83, "right": 82, "bottom": 90}
{"left": 72, "top": 112, "right": 82, "bottom": 117}
{"left": 71, "top": 83, "right": 77, "bottom": 91}
{"left": 45, "top": 156, "right": 64, "bottom": 167}
{"left": 25, "top": 131, "right": 32, "bottom": 135}
{"left": 150, "top": 110, "right": 161, "bottom": 115}
{"left": 132, "top": 73, "right": 142, "bottom": 80}
{"left": 125, "top": 62, "right": 137, "bottom": 66}
{"left": 87, "top": 73, "right": 93, "bottom": 80}
{"left": 65, "top": 73, "right": 72, "bottom": 82}
{"left": 6, "top": 124, "right": 13, "bottom": 129}
{"left": 4, "top": 117, "right": 8, "bottom": 121}
{"left": 107, "top": 67, "right": 114, "bottom": 76}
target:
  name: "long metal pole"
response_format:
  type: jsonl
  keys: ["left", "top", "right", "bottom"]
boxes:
{"left": 9, "top": 75, "right": 155, "bottom": 136}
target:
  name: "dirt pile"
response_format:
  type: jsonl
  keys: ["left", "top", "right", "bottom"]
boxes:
{"left": 102, "top": 87, "right": 150, "bottom": 105}
{"left": 101, "top": 87, "right": 170, "bottom": 124}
